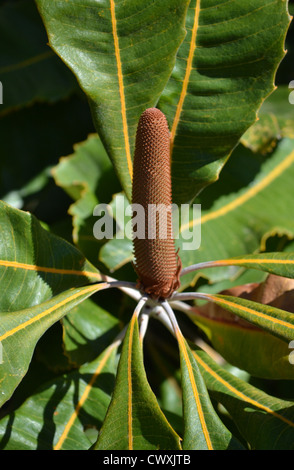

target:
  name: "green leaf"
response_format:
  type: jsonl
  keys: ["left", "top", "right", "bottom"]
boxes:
{"left": 193, "top": 347, "right": 294, "bottom": 449}
{"left": 98, "top": 192, "right": 134, "bottom": 272}
{"left": 200, "top": 293, "right": 294, "bottom": 343}
{"left": 35, "top": 0, "right": 190, "bottom": 201}
{"left": 147, "top": 343, "right": 183, "bottom": 436}
{"left": 178, "top": 137, "right": 294, "bottom": 287}
{"left": 158, "top": 0, "right": 291, "bottom": 203}
{"left": 241, "top": 114, "right": 294, "bottom": 155}
{"left": 0, "top": 200, "right": 101, "bottom": 312}
{"left": 99, "top": 138, "right": 294, "bottom": 281}
{"left": 100, "top": 237, "right": 133, "bottom": 273}
{"left": 240, "top": 85, "right": 294, "bottom": 154}
{"left": 0, "top": 283, "right": 105, "bottom": 408}
{"left": 62, "top": 298, "right": 120, "bottom": 366}
{"left": 0, "top": 0, "right": 78, "bottom": 116}
{"left": 52, "top": 133, "right": 121, "bottom": 264}
{"left": 52, "top": 135, "right": 111, "bottom": 202}
{"left": 175, "top": 331, "right": 243, "bottom": 450}
{"left": 94, "top": 314, "right": 181, "bottom": 450}
{"left": 193, "top": 252, "right": 294, "bottom": 279}
{"left": 184, "top": 298, "right": 294, "bottom": 379}
{"left": 0, "top": 342, "right": 120, "bottom": 450}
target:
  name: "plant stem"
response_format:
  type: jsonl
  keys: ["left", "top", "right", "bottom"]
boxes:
{"left": 160, "top": 300, "right": 182, "bottom": 338}
{"left": 103, "top": 275, "right": 141, "bottom": 300}
{"left": 105, "top": 280, "right": 138, "bottom": 290}
{"left": 180, "top": 260, "right": 229, "bottom": 276}
{"left": 138, "top": 308, "right": 150, "bottom": 342}
{"left": 171, "top": 292, "right": 210, "bottom": 302}
{"left": 150, "top": 304, "right": 175, "bottom": 336}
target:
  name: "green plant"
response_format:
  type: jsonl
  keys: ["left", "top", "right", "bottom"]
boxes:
{"left": 0, "top": 0, "right": 294, "bottom": 450}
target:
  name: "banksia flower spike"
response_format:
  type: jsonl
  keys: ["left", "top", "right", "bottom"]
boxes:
{"left": 132, "top": 108, "right": 182, "bottom": 299}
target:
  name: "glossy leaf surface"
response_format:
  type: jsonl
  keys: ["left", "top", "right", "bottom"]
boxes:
{"left": 0, "top": 200, "right": 101, "bottom": 312}
{"left": 158, "top": 0, "right": 290, "bottom": 203}
{"left": 94, "top": 314, "right": 181, "bottom": 450}
{"left": 36, "top": 0, "right": 189, "bottom": 201}
{"left": 0, "top": 283, "right": 105, "bottom": 407}
{"left": 201, "top": 293, "right": 294, "bottom": 343}
{"left": 0, "top": 342, "right": 119, "bottom": 449}
{"left": 186, "top": 301, "right": 294, "bottom": 379}
{"left": 193, "top": 346, "right": 294, "bottom": 449}
{"left": 178, "top": 138, "right": 294, "bottom": 287}
{"left": 176, "top": 331, "right": 243, "bottom": 449}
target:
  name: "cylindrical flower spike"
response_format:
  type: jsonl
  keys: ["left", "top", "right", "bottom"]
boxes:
{"left": 132, "top": 108, "right": 181, "bottom": 299}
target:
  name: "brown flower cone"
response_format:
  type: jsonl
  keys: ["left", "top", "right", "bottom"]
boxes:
{"left": 132, "top": 108, "right": 181, "bottom": 299}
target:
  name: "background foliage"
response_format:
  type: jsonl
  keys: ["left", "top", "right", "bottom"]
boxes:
{"left": 0, "top": 0, "right": 294, "bottom": 450}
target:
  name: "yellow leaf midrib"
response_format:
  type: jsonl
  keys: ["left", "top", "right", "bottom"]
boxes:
{"left": 0, "top": 259, "right": 101, "bottom": 280}
{"left": 207, "top": 294, "right": 294, "bottom": 331}
{"left": 0, "top": 283, "right": 103, "bottom": 343}
{"left": 180, "top": 149, "right": 294, "bottom": 233}
{"left": 194, "top": 351, "right": 294, "bottom": 428}
{"left": 54, "top": 341, "right": 118, "bottom": 450}
{"left": 212, "top": 258, "right": 294, "bottom": 267}
{"left": 127, "top": 313, "right": 136, "bottom": 450}
{"left": 110, "top": 0, "right": 133, "bottom": 182}
{"left": 177, "top": 332, "right": 213, "bottom": 450}
{"left": 170, "top": 0, "right": 201, "bottom": 153}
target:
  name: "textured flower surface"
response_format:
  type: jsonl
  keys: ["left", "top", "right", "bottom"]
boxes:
{"left": 132, "top": 108, "right": 181, "bottom": 300}
{"left": 99, "top": 108, "right": 231, "bottom": 339}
